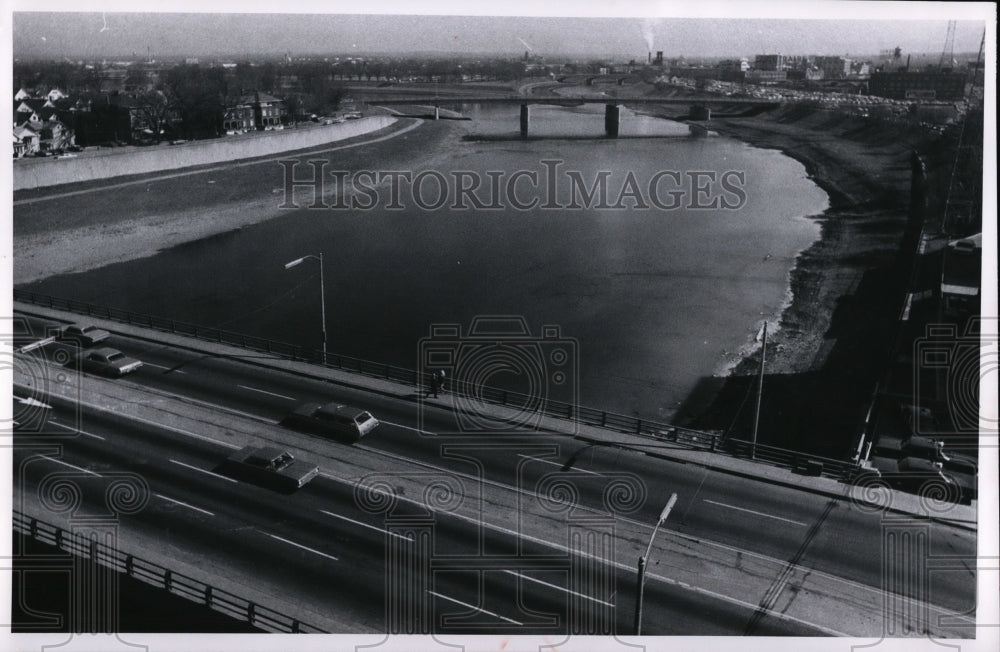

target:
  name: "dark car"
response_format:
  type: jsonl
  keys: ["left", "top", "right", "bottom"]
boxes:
{"left": 77, "top": 347, "right": 143, "bottom": 377}
{"left": 58, "top": 323, "right": 111, "bottom": 346}
{"left": 876, "top": 435, "right": 978, "bottom": 476}
{"left": 865, "top": 457, "right": 975, "bottom": 505}
{"left": 217, "top": 446, "right": 319, "bottom": 491}
{"left": 282, "top": 402, "right": 379, "bottom": 442}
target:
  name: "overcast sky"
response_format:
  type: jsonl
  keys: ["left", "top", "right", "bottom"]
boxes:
{"left": 11, "top": 8, "right": 989, "bottom": 60}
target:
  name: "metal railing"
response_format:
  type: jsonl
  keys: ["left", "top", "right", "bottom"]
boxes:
{"left": 13, "top": 289, "right": 861, "bottom": 480}
{"left": 12, "top": 510, "right": 325, "bottom": 633}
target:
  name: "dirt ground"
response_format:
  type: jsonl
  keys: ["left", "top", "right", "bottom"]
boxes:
{"left": 668, "top": 105, "right": 959, "bottom": 457}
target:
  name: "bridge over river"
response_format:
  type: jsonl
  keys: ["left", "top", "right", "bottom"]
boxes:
{"left": 352, "top": 93, "right": 784, "bottom": 137}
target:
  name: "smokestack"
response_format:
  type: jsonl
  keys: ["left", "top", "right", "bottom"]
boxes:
{"left": 648, "top": 52, "right": 651, "bottom": 64}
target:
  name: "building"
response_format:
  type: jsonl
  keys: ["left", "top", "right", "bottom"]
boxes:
{"left": 250, "top": 91, "right": 285, "bottom": 130}
{"left": 754, "top": 54, "right": 786, "bottom": 71}
{"left": 670, "top": 66, "right": 719, "bottom": 81}
{"left": 815, "top": 56, "right": 852, "bottom": 80}
{"left": 223, "top": 91, "right": 286, "bottom": 133}
{"left": 12, "top": 91, "right": 76, "bottom": 155}
{"left": 717, "top": 58, "right": 749, "bottom": 81}
{"left": 222, "top": 97, "right": 255, "bottom": 134}
{"left": 868, "top": 71, "right": 967, "bottom": 100}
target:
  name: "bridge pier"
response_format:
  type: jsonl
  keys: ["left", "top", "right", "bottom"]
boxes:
{"left": 434, "top": 105, "right": 440, "bottom": 120}
{"left": 604, "top": 104, "right": 620, "bottom": 138}
{"left": 689, "top": 105, "right": 711, "bottom": 121}
{"left": 520, "top": 103, "right": 530, "bottom": 139}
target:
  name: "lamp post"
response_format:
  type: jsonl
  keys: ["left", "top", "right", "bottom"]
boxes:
{"left": 634, "top": 492, "right": 678, "bottom": 636}
{"left": 284, "top": 253, "right": 326, "bottom": 358}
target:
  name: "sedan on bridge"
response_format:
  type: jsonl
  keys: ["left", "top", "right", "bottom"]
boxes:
{"left": 217, "top": 446, "right": 319, "bottom": 492}
{"left": 76, "top": 347, "right": 143, "bottom": 377}
{"left": 282, "top": 402, "right": 379, "bottom": 443}
{"left": 58, "top": 323, "right": 111, "bottom": 347}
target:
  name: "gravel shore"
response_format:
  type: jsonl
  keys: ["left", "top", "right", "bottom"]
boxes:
{"left": 667, "top": 105, "right": 956, "bottom": 456}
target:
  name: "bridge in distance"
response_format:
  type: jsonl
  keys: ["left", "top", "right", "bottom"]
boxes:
{"left": 351, "top": 92, "right": 782, "bottom": 136}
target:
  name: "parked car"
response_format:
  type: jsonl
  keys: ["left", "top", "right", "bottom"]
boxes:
{"left": 282, "top": 402, "right": 379, "bottom": 442}
{"left": 875, "top": 435, "right": 978, "bottom": 476}
{"left": 58, "top": 323, "right": 111, "bottom": 346}
{"left": 76, "top": 347, "right": 143, "bottom": 377}
{"left": 217, "top": 446, "right": 319, "bottom": 491}
{"left": 862, "top": 457, "right": 975, "bottom": 505}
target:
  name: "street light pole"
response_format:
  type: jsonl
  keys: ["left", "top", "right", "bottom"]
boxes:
{"left": 634, "top": 492, "right": 678, "bottom": 636}
{"left": 284, "top": 253, "right": 327, "bottom": 359}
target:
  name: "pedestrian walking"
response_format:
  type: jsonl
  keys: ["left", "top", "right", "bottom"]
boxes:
{"left": 425, "top": 370, "right": 437, "bottom": 398}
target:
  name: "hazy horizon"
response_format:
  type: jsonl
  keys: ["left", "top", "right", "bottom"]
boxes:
{"left": 12, "top": 13, "right": 987, "bottom": 61}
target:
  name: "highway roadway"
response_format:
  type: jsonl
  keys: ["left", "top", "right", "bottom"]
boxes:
{"left": 12, "top": 311, "right": 978, "bottom": 634}
{"left": 14, "top": 399, "right": 825, "bottom": 635}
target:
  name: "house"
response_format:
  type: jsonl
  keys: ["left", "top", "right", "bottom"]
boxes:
{"left": 250, "top": 91, "right": 285, "bottom": 130}
{"left": 12, "top": 91, "right": 77, "bottom": 156}
{"left": 13, "top": 124, "right": 39, "bottom": 157}
{"left": 224, "top": 91, "right": 287, "bottom": 133}
{"left": 222, "top": 96, "right": 255, "bottom": 134}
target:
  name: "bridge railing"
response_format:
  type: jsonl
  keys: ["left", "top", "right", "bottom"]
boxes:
{"left": 12, "top": 510, "right": 325, "bottom": 633}
{"left": 14, "top": 289, "right": 861, "bottom": 480}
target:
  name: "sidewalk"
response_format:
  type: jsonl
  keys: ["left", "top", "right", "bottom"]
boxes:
{"left": 13, "top": 300, "right": 978, "bottom": 530}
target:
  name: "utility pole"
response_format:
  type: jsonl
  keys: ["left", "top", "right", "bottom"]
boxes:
{"left": 751, "top": 321, "right": 767, "bottom": 460}
{"left": 634, "top": 493, "right": 678, "bottom": 635}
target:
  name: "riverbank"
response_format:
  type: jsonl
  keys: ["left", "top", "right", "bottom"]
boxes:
{"left": 12, "top": 116, "right": 395, "bottom": 191}
{"left": 660, "top": 104, "right": 956, "bottom": 456}
{"left": 13, "top": 116, "right": 455, "bottom": 284}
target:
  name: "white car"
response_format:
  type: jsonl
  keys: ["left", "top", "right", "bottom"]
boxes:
{"left": 76, "top": 347, "right": 143, "bottom": 377}
{"left": 59, "top": 323, "right": 111, "bottom": 346}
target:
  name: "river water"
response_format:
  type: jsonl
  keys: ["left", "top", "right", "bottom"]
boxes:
{"left": 23, "top": 104, "right": 828, "bottom": 420}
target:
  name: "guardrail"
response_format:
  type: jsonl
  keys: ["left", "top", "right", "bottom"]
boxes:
{"left": 13, "top": 289, "right": 861, "bottom": 480}
{"left": 12, "top": 510, "right": 325, "bottom": 633}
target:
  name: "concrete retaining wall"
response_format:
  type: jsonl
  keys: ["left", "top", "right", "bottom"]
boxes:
{"left": 13, "top": 116, "right": 396, "bottom": 191}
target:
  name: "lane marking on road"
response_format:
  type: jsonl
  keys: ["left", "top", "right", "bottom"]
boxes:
{"left": 502, "top": 570, "right": 614, "bottom": 607}
{"left": 48, "top": 421, "right": 106, "bottom": 441}
{"left": 237, "top": 384, "right": 296, "bottom": 401}
{"left": 143, "top": 362, "right": 187, "bottom": 374}
{"left": 427, "top": 590, "right": 523, "bottom": 625}
{"left": 319, "top": 509, "right": 413, "bottom": 542}
{"left": 96, "top": 407, "right": 241, "bottom": 450}
{"left": 328, "top": 477, "right": 853, "bottom": 636}
{"left": 14, "top": 119, "right": 421, "bottom": 206}
{"left": 379, "top": 419, "right": 434, "bottom": 435}
{"left": 702, "top": 499, "right": 808, "bottom": 527}
{"left": 155, "top": 493, "right": 215, "bottom": 516}
{"left": 168, "top": 458, "right": 238, "bottom": 483}
{"left": 264, "top": 532, "right": 339, "bottom": 562}
{"left": 517, "top": 453, "right": 600, "bottom": 475}
{"left": 39, "top": 455, "right": 100, "bottom": 476}
{"left": 141, "top": 390, "right": 271, "bottom": 429}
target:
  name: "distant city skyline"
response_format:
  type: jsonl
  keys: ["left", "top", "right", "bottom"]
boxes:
{"left": 12, "top": 12, "right": 987, "bottom": 61}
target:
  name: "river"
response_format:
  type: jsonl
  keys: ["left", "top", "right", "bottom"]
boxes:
{"left": 21, "top": 104, "right": 828, "bottom": 421}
